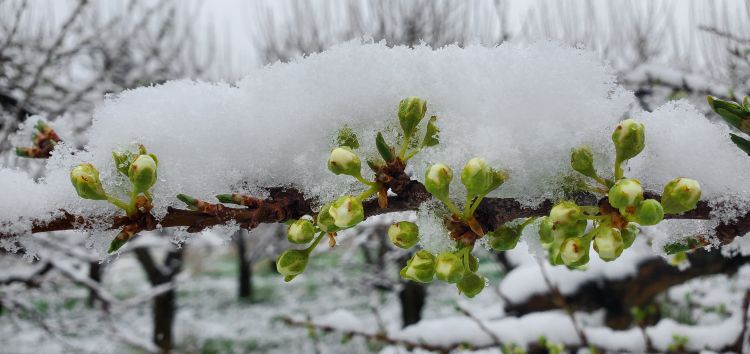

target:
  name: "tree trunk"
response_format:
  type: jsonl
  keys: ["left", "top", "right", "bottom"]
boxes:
{"left": 135, "top": 247, "right": 184, "bottom": 354}
{"left": 235, "top": 229, "right": 253, "bottom": 301}
{"left": 87, "top": 261, "right": 102, "bottom": 307}
{"left": 399, "top": 280, "right": 426, "bottom": 327}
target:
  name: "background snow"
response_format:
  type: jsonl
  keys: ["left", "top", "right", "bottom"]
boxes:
{"left": 2, "top": 40, "right": 749, "bottom": 252}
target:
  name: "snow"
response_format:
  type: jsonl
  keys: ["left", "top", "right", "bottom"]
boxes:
{"left": 2, "top": 40, "right": 750, "bottom": 254}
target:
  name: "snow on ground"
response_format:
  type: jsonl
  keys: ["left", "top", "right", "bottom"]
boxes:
{"left": 2, "top": 40, "right": 749, "bottom": 255}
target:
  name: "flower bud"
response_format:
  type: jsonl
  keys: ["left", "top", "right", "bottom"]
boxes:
{"left": 327, "top": 147, "right": 362, "bottom": 177}
{"left": 456, "top": 272, "right": 485, "bottom": 298}
{"left": 112, "top": 150, "right": 133, "bottom": 176}
{"left": 276, "top": 249, "right": 309, "bottom": 282}
{"left": 570, "top": 145, "right": 597, "bottom": 178}
{"left": 635, "top": 199, "right": 664, "bottom": 226}
{"left": 538, "top": 217, "right": 554, "bottom": 244}
{"left": 399, "top": 250, "right": 436, "bottom": 283}
{"left": 398, "top": 96, "right": 427, "bottom": 136}
{"left": 549, "top": 201, "right": 584, "bottom": 228}
{"left": 328, "top": 196, "right": 364, "bottom": 229}
{"left": 388, "top": 221, "right": 420, "bottom": 249}
{"left": 435, "top": 252, "right": 464, "bottom": 283}
{"left": 560, "top": 236, "right": 591, "bottom": 267}
{"left": 129, "top": 154, "right": 158, "bottom": 193}
{"left": 461, "top": 157, "right": 489, "bottom": 193}
{"left": 608, "top": 178, "right": 644, "bottom": 209}
{"left": 316, "top": 202, "right": 340, "bottom": 233}
{"left": 487, "top": 225, "right": 521, "bottom": 251}
{"left": 70, "top": 164, "right": 108, "bottom": 200}
{"left": 661, "top": 178, "right": 701, "bottom": 214}
{"left": 424, "top": 163, "right": 453, "bottom": 201}
{"left": 593, "top": 227, "right": 624, "bottom": 261}
{"left": 612, "top": 119, "right": 645, "bottom": 161}
{"left": 621, "top": 223, "right": 639, "bottom": 249}
{"left": 288, "top": 219, "right": 315, "bottom": 244}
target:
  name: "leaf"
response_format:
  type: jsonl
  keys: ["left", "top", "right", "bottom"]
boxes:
{"left": 375, "top": 132, "right": 395, "bottom": 162}
{"left": 716, "top": 108, "right": 744, "bottom": 130}
{"left": 730, "top": 133, "right": 750, "bottom": 156}
{"left": 421, "top": 115, "right": 439, "bottom": 147}
{"left": 336, "top": 125, "right": 359, "bottom": 149}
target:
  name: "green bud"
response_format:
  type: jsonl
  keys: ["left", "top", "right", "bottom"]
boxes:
{"left": 398, "top": 97, "right": 427, "bottom": 136}
{"left": 328, "top": 195, "right": 365, "bottom": 229}
{"left": 399, "top": 250, "right": 436, "bottom": 283}
{"left": 549, "top": 201, "right": 584, "bottom": 228}
{"left": 468, "top": 253, "right": 479, "bottom": 272}
{"left": 560, "top": 236, "right": 591, "bottom": 267}
{"left": 421, "top": 116, "right": 439, "bottom": 147}
{"left": 539, "top": 217, "right": 554, "bottom": 244}
{"left": 456, "top": 272, "right": 486, "bottom": 298}
{"left": 612, "top": 119, "right": 645, "bottom": 161}
{"left": 635, "top": 199, "right": 664, "bottom": 226}
{"left": 388, "top": 221, "right": 420, "bottom": 249}
{"left": 424, "top": 163, "right": 453, "bottom": 201}
{"left": 327, "top": 147, "right": 362, "bottom": 177}
{"left": 129, "top": 154, "right": 158, "bottom": 193}
{"left": 570, "top": 145, "right": 597, "bottom": 178}
{"left": 316, "top": 202, "right": 340, "bottom": 233}
{"left": 276, "top": 249, "right": 309, "bottom": 282}
{"left": 435, "top": 252, "right": 464, "bottom": 283}
{"left": 70, "top": 164, "right": 108, "bottom": 200}
{"left": 593, "top": 227, "right": 624, "bottom": 261}
{"left": 621, "top": 223, "right": 639, "bottom": 249}
{"left": 708, "top": 96, "right": 750, "bottom": 133}
{"left": 288, "top": 219, "right": 315, "bottom": 244}
{"left": 661, "top": 178, "right": 701, "bottom": 214}
{"left": 608, "top": 178, "right": 644, "bottom": 209}
{"left": 461, "top": 157, "right": 491, "bottom": 196}
{"left": 487, "top": 225, "right": 522, "bottom": 251}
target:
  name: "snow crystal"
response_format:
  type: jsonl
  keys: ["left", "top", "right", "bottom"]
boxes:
{"left": 415, "top": 200, "right": 455, "bottom": 254}
{"left": 2, "top": 40, "right": 748, "bottom": 253}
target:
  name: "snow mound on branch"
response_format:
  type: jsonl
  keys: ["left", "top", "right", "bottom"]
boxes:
{"left": 2, "top": 40, "right": 749, "bottom": 251}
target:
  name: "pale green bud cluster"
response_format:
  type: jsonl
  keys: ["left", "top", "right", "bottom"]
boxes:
{"left": 608, "top": 178, "right": 643, "bottom": 209}
{"left": 592, "top": 227, "right": 623, "bottom": 261}
{"left": 129, "top": 154, "right": 158, "bottom": 194}
{"left": 388, "top": 221, "right": 420, "bottom": 249}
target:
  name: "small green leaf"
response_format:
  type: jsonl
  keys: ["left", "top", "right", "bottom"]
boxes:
{"left": 422, "top": 115, "right": 439, "bottom": 147}
{"left": 108, "top": 237, "right": 128, "bottom": 253}
{"left": 375, "top": 132, "right": 395, "bottom": 162}
{"left": 336, "top": 125, "right": 359, "bottom": 149}
{"left": 730, "top": 133, "right": 750, "bottom": 156}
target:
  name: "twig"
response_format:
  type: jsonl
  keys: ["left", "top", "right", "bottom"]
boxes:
{"left": 536, "top": 258, "right": 590, "bottom": 347}
{"left": 455, "top": 303, "right": 503, "bottom": 347}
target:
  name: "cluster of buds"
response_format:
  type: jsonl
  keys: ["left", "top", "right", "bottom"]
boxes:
{"left": 707, "top": 96, "right": 750, "bottom": 155}
{"left": 276, "top": 97, "right": 441, "bottom": 282}
{"left": 15, "top": 120, "right": 61, "bottom": 159}
{"left": 400, "top": 245, "right": 486, "bottom": 298}
{"left": 542, "top": 120, "right": 702, "bottom": 267}
{"left": 70, "top": 145, "right": 159, "bottom": 253}
{"left": 416, "top": 157, "right": 508, "bottom": 297}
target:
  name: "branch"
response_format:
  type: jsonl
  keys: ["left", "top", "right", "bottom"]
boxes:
{"left": 504, "top": 249, "right": 750, "bottom": 329}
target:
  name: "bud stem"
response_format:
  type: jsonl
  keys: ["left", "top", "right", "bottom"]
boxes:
{"left": 356, "top": 185, "right": 379, "bottom": 202}
{"left": 127, "top": 189, "right": 139, "bottom": 216}
{"left": 304, "top": 231, "right": 326, "bottom": 254}
{"left": 440, "top": 197, "right": 463, "bottom": 218}
{"left": 404, "top": 148, "right": 421, "bottom": 162}
{"left": 398, "top": 132, "right": 411, "bottom": 160}
{"left": 355, "top": 175, "right": 378, "bottom": 188}
{"left": 106, "top": 195, "right": 129, "bottom": 211}
{"left": 614, "top": 158, "right": 624, "bottom": 181}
